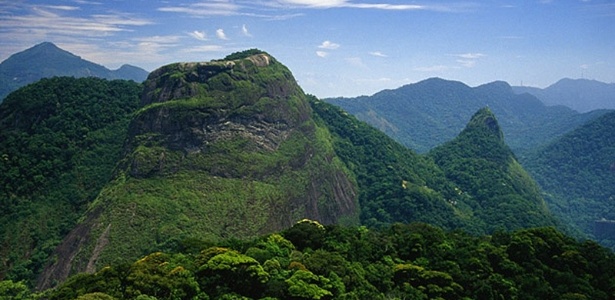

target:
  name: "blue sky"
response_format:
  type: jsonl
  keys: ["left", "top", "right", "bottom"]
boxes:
{"left": 1, "top": 0, "right": 614, "bottom": 97}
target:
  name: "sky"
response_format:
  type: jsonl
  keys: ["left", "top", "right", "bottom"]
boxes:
{"left": 1, "top": 0, "right": 614, "bottom": 98}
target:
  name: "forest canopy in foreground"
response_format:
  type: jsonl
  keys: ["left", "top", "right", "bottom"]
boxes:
{"left": 6, "top": 221, "right": 614, "bottom": 300}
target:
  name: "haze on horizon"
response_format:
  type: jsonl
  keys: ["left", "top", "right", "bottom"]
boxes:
{"left": 1, "top": 0, "right": 614, "bottom": 98}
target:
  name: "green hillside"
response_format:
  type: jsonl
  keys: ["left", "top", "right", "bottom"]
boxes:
{"left": 522, "top": 110, "right": 615, "bottom": 247}
{"left": 429, "top": 108, "right": 558, "bottom": 232}
{"left": 0, "top": 77, "right": 142, "bottom": 284}
{"left": 37, "top": 50, "right": 360, "bottom": 289}
{"left": 25, "top": 221, "right": 615, "bottom": 300}
{"left": 0, "top": 51, "right": 570, "bottom": 292}
{"left": 326, "top": 78, "right": 606, "bottom": 153}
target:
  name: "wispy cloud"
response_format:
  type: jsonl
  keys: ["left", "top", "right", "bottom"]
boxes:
{"left": 216, "top": 29, "right": 229, "bottom": 40}
{"left": 158, "top": 2, "right": 240, "bottom": 16}
{"left": 275, "top": 0, "right": 422, "bottom": 10}
{"left": 181, "top": 45, "right": 227, "bottom": 53}
{"left": 316, "top": 51, "right": 328, "bottom": 58}
{"left": 189, "top": 30, "right": 207, "bottom": 41}
{"left": 453, "top": 52, "right": 485, "bottom": 59}
{"left": 413, "top": 65, "right": 458, "bottom": 72}
{"left": 272, "top": 0, "right": 475, "bottom": 12}
{"left": 369, "top": 51, "right": 387, "bottom": 57}
{"left": 0, "top": 5, "right": 152, "bottom": 37}
{"left": 346, "top": 57, "right": 367, "bottom": 68}
{"left": 242, "top": 24, "right": 252, "bottom": 37}
{"left": 450, "top": 53, "right": 486, "bottom": 68}
{"left": 318, "top": 40, "right": 340, "bottom": 49}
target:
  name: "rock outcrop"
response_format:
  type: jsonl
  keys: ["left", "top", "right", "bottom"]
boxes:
{"left": 38, "top": 50, "right": 359, "bottom": 290}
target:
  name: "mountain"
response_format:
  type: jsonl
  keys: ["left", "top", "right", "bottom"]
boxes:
{"left": 36, "top": 50, "right": 361, "bottom": 289}
{"left": 326, "top": 78, "right": 607, "bottom": 153}
{"left": 514, "top": 78, "right": 615, "bottom": 113}
{"left": 0, "top": 42, "right": 149, "bottom": 101}
{"left": 0, "top": 50, "right": 563, "bottom": 290}
{"left": 522, "top": 110, "right": 615, "bottom": 247}
{"left": 428, "top": 108, "right": 558, "bottom": 232}
{"left": 0, "top": 77, "right": 142, "bottom": 286}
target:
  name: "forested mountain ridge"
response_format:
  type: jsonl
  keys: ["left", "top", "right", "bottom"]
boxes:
{"left": 326, "top": 78, "right": 608, "bottom": 153}
{"left": 0, "top": 77, "right": 142, "bottom": 286}
{"left": 513, "top": 78, "right": 615, "bottom": 113}
{"left": 429, "top": 108, "right": 558, "bottom": 232}
{"left": 0, "top": 50, "right": 572, "bottom": 294}
{"left": 0, "top": 42, "right": 149, "bottom": 102}
{"left": 522, "top": 110, "right": 615, "bottom": 247}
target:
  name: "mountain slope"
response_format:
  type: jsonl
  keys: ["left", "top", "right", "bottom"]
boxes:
{"left": 523, "top": 110, "right": 615, "bottom": 246}
{"left": 326, "top": 78, "right": 607, "bottom": 153}
{"left": 0, "top": 77, "right": 142, "bottom": 285}
{"left": 37, "top": 50, "right": 359, "bottom": 289}
{"left": 0, "top": 42, "right": 148, "bottom": 101}
{"left": 429, "top": 108, "right": 558, "bottom": 232}
{"left": 514, "top": 78, "right": 615, "bottom": 112}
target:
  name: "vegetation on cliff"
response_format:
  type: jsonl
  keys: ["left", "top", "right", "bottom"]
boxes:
{"left": 38, "top": 50, "right": 359, "bottom": 286}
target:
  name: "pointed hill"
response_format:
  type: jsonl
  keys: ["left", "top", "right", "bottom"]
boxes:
{"left": 326, "top": 78, "right": 607, "bottom": 153}
{"left": 523, "top": 110, "right": 615, "bottom": 247}
{"left": 429, "top": 108, "right": 558, "bottom": 232}
{"left": 0, "top": 42, "right": 149, "bottom": 101}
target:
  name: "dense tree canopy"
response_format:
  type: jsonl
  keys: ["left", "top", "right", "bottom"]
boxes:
{"left": 0, "top": 77, "right": 142, "bottom": 284}
{"left": 25, "top": 221, "right": 615, "bottom": 300}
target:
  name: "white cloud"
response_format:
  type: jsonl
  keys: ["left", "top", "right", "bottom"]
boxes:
{"left": 276, "top": 0, "right": 423, "bottom": 10}
{"left": 369, "top": 51, "right": 387, "bottom": 57}
{"left": 278, "top": 0, "right": 347, "bottom": 8}
{"left": 316, "top": 51, "right": 328, "bottom": 57}
{"left": 216, "top": 29, "right": 229, "bottom": 40}
{"left": 0, "top": 6, "right": 152, "bottom": 37}
{"left": 413, "top": 65, "right": 457, "bottom": 72}
{"left": 457, "top": 59, "right": 476, "bottom": 68}
{"left": 453, "top": 53, "right": 485, "bottom": 59}
{"left": 242, "top": 24, "right": 252, "bottom": 37}
{"left": 181, "top": 45, "right": 226, "bottom": 53}
{"left": 346, "top": 57, "right": 366, "bottom": 68}
{"left": 318, "top": 40, "right": 340, "bottom": 49}
{"left": 189, "top": 30, "right": 207, "bottom": 41}
{"left": 42, "top": 5, "right": 81, "bottom": 11}
{"left": 158, "top": 2, "right": 240, "bottom": 16}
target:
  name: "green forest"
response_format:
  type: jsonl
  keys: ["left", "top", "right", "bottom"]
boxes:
{"left": 0, "top": 77, "right": 142, "bottom": 284}
{"left": 4, "top": 221, "right": 615, "bottom": 299}
{"left": 1, "top": 50, "right": 614, "bottom": 299}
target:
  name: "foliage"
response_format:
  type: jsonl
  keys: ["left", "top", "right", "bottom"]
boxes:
{"left": 310, "top": 96, "right": 473, "bottom": 231}
{"left": 0, "top": 77, "right": 141, "bottom": 285}
{"left": 39, "top": 223, "right": 615, "bottom": 300}
{"left": 325, "top": 78, "right": 606, "bottom": 154}
{"left": 522, "top": 110, "right": 615, "bottom": 247}
{"left": 428, "top": 108, "right": 558, "bottom": 232}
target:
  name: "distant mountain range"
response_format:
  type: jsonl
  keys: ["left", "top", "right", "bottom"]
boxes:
{"left": 326, "top": 78, "right": 608, "bottom": 153}
{"left": 0, "top": 42, "right": 149, "bottom": 101}
{"left": 513, "top": 78, "right": 615, "bottom": 113}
